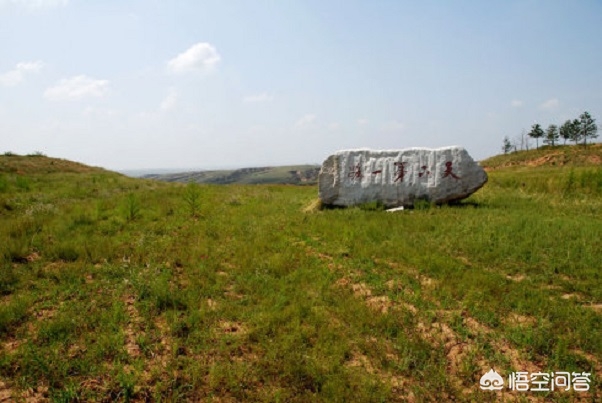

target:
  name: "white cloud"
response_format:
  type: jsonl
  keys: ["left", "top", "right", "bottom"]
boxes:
{"left": 328, "top": 122, "right": 340, "bottom": 131}
{"left": 44, "top": 75, "right": 109, "bottom": 101}
{"left": 295, "top": 113, "right": 316, "bottom": 127}
{"left": 0, "top": 60, "right": 43, "bottom": 86}
{"left": 0, "top": 0, "right": 68, "bottom": 11}
{"left": 511, "top": 99, "right": 523, "bottom": 108}
{"left": 243, "top": 92, "right": 273, "bottom": 103}
{"left": 159, "top": 88, "right": 178, "bottom": 111}
{"left": 167, "top": 42, "right": 220, "bottom": 74}
{"left": 539, "top": 98, "right": 559, "bottom": 110}
{"left": 357, "top": 118, "right": 369, "bottom": 126}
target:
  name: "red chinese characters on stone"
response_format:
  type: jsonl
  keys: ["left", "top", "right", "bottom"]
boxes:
{"left": 393, "top": 162, "right": 407, "bottom": 182}
{"left": 418, "top": 165, "right": 431, "bottom": 178}
{"left": 442, "top": 161, "right": 460, "bottom": 180}
{"left": 348, "top": 163, "right": 363, "bottom": 180}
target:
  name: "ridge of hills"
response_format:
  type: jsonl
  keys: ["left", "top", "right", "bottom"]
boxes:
{"left": 141, "top": 164, "right": 321, "bottom": 185}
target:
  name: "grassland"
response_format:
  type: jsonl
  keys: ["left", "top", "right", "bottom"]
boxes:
{"left": 0, "top": 148, "right": 601, "bottom": 402}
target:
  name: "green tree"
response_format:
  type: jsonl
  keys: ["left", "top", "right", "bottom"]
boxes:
{"left": 528, "top": 123, "right": 544, "bottom": 149}
{"left": 571, "top": 119, "right": 582, "bottom": 145}
{"left": 502, "top": 136, "right": 513, "bottom": 154}
{"left": 543, "top": 124, "right": 559, "bottom": 147}
{"left": 559, "top": 120, "right": 576, "bottom": 145}
{"left": 577, "top": 111, "right": 598, "bottom": 147}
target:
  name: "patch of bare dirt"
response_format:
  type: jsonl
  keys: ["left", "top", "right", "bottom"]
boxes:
{"left": 25, "top": 252, "right": 40, "bottom": 263}
{"left": 224, "top": 285, "right": 243, "bottom": 300}
{"left": 123, "top": 294, "right": 142, "bottom": 358}
{"left": 583, "top": 303, "right": 602, "bottom": 312}
{"left": 346, "top": 350, "right": 412, "bottom": 400}
{"left": 526, "top": 153, "right": 562, "bottom": 167}
{"left": 0, "top": 381, "right": 49, "bottom": 403}
{"left": 0, "top": 380, "right": 14, "bottom": 403}
{"left": 504, "top": 313, "right": 537, "bottom": 326}
{"left": 561, "top": 293, "right": 583, "bottom": 301}
{"left": 366, "top": 295, "right": 392, "bottom": 313}
{"left": 351, "top": 282, "right": 372, "bottom": 298}
{"left": 218, "top": 320, "right": 247, "bottom": 335}
{"left": 455, "top": 255, "right": 473, "bottom": 267}
{"left": 2, "top": 334, "right": 22, "bottom": 353}
{"left": 506, "top": 274, "right": 526, "bottom": 282}
{"left": 206, "top": 298, "right": 218, "bottom": 310}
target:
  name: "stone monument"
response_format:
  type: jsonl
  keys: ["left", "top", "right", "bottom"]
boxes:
{"left": 318, "top": 146, "right": 487, "bottom": 207}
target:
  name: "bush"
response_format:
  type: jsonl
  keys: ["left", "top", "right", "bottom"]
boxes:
{"left": 183, "top": 182, "right": 202, "bottom": 217}
{"left": 123, "top": 193, "right": 141, "bottom": 221}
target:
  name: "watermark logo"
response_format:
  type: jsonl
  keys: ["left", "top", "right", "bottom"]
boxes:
{"left": 479, "top": 369, "right": 504, "bottom": 391}
{"left": 479, "top": 369, "right": 591, "bottom": 392}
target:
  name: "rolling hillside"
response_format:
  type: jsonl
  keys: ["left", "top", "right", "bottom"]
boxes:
{"left": 0, "top": 150, "right": 600, "bottom": 401}
{"left": 480, "top": 143, "right": 602, "bottom": 170}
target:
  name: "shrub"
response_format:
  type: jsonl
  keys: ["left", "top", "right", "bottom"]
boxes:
{"left": 183, "top": 182, "right": 202, "bottom": 217}
{"left": 123, "top": 193, "right": 141, "bottom": 221}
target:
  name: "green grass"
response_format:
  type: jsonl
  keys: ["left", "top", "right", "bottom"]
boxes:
{"left": 0, "top": 152, "right": 600, "bottom": 401}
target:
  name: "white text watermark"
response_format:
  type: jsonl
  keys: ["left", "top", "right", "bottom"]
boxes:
{"left": 479, "top": 369, "right": 591, "bottom": 392}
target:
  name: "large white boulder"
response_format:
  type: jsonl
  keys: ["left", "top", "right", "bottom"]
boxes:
{"left": 318, "top": 146, "right": 487, "bottom": 207}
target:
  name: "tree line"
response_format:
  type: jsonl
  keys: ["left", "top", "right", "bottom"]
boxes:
{"left": 502, "top": 111, "right": 598, "bottom": 154}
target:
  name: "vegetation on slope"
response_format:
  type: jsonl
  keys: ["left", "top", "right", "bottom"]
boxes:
{"left": 481, "top": 143, "right": 602, "bottom": 170}
{"left": 0, "top": 152, "right": 600, "bottom": 401}
{"left": 0, "top": 153, "right": 108, "bottom": 175}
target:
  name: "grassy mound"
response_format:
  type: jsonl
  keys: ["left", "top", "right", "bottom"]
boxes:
{"left": 481, "top": 143, "right": 602, "bottom": 170}
{"left": 0, "top": 154, "right": 108, "bottom": 175}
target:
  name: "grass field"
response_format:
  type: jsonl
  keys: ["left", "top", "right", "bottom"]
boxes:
{"left": 0, "top": 148, "right": 601, "bottom": 402}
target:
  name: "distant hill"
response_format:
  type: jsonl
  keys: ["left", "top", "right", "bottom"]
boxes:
{"left": 142, "top": 164, "right": 321, "bottom": 185}
{"left": 0, "top": 153, "right": 109, "bottom": 175}
{"left": 480, "top": 143, "right": 602, "bottom": 170}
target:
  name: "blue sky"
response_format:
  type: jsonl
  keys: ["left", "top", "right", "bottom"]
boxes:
{"left": 1, "top": 0, "right": 601, "bottom": 170}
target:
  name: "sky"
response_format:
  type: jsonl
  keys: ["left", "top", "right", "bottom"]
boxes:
{"left": 1, "top": 0, "right": 601, "bottom": 171}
